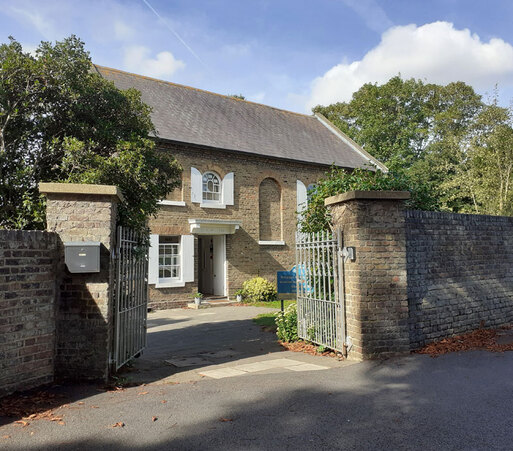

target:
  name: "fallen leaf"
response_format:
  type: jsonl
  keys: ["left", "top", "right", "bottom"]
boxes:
{"left": 90, "top": 405, "right": 99, "bottom": 409}
{"left": 161, "top": 400, "right": 167, "bottom": 404}
{"left": 219, "top": 418, "right": 233, "bottom": 422}
{"left": 58, "top": 421, "right": 66, "bottom": 426}
{"left": 2, "top": 435, "right": 10, "bottom": 439}
{"left": 77, "top": 402, "right": 85, "bottom": 405}
{"left": 15, "top": 420, "right": 29, "bottom": 427}
{"left": 111, "top": 422, "right": 125, "bottom": 428}
{"left": 138, "top": 391, "right": 149, "bottom": 395}
{"left": 152, "top": 416, "right": 158, "bottom": 422}
{"left": 30, "top": 431, "right": 35, "bottom": 436}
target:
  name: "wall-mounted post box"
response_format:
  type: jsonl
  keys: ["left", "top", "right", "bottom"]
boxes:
{"left": 64, "top": 241, "right": 101, "bottom": 273}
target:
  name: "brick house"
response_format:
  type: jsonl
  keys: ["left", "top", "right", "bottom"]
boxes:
{"left": 96, "top": 66, "right": 385, "bottom": 309}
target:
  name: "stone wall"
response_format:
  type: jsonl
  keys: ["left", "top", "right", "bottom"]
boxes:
{"left": 43, "top": 189, "right": 119, "bottom": 381}
{"left": 0, "top": 230, "right": 59, "bottom": 396}
{"left": 327, "top": 192, "right": 411, "bottom": 360}
{"left": 149, "top": 142, "right": 326, "bottom": 308}
{"left": 405, "top": 210, "right": 513, "bottom": 348}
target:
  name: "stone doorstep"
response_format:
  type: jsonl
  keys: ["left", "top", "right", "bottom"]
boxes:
{"left": 187, "top": 303, "right": 212, "bottom": 310}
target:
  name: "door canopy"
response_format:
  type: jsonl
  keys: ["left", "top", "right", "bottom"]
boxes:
{"left": 188, "top": 219, "right": 242, "bottom": 235}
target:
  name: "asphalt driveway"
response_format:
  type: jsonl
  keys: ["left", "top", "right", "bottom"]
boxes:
{"left": 2, "top": 306, "right": 513, "bottom": 450}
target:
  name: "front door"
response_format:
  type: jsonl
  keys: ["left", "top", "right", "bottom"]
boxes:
{"left": 199, "top": 235, "right": 226, "bottom": 296}
{"left": 212, "top": 235, "right": 225, "bottom": 296}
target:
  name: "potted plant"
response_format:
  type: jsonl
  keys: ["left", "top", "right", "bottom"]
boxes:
{"left": 235, "top": 289, "right": 244, "bottom": 303}
{"left": 193, "top": 292, "right": 203, "bottom": 306}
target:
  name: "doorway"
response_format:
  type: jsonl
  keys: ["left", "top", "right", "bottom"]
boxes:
{"left": 198, "top": 235, "right": 226, "bottom": 296}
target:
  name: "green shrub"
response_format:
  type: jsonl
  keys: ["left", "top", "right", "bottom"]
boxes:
{"left": 241, "top": 277, "right": 277, "bottom": 303}
{"left": 275, "top": 303, "right": 298, "bottom": 342}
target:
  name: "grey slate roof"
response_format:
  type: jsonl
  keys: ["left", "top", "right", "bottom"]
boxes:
{"left": 95, "top": 65, "right": 384, "bottom": 170}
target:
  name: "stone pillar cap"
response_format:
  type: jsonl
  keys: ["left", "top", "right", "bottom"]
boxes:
{"left": 325, "top": 190, "right": 410, "bottom": 206}
{"left": 39, "top": 182, "right": 124, "bottom": 203}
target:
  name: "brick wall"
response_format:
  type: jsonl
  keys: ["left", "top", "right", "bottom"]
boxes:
{"left": 149, "top": 142, "right": 326, "bottom": 308}
{"left": 45, "top": 192, "right": 118, "bottom": 381}
{"left": 406, "top": 210, "right": 513, "bottom": 348}
{"left": 0, "top": 230, "right": 58, "bottom": 396}
{"left": 328, "top": 193, "right": 411, "bottom": 360}
{"left": 259, "top": 177, "right": 282, "bottom": 241}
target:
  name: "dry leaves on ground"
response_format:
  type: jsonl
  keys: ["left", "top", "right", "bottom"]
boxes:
{"left": 152, "top": 416, "right": 158, "bottom": 422}
{"left": 415, "top": 327, "right": 513, "bottom": 357}
{"left": 110, "top": 422, "right": 125, "bottom": 428}
{"left": 219, "top": 418, "right": 233, "bottom": 422}
{"left": 280, "top": 341, "right": 344, "bottom": 359}
{"left": 0, "top": 390, "right": 68, "bottom": 425}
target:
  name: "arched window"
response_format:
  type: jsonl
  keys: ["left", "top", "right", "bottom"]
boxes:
{"left": 202, "top": 172, "right": 221, "bottom": 202}
{"left": 259, "top": 178, "right": 282, "bottom": 241}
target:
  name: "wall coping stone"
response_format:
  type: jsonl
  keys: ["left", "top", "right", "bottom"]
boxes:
{"left": 324, "top": 190, "right": 411, "bottom": 206}
{"left": 39, "top": 182, "right": 124, "bottom": 202}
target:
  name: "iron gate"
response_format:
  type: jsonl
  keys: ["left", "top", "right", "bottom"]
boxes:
{"left": 112, "top": 226, "right": 149, "bottom": 371}
{"left": 295, "top": 230, "right": 346, "bottom": 352}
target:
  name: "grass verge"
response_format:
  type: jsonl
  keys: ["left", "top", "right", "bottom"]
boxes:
{"left": 246, "top": 300, "right": 296, "bottom": 309}
{"left": 253, "top": 312, "right": 278, "bottom": 332}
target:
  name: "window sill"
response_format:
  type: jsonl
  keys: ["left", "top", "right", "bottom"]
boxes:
{"left": 158, "top": 200, "right": 186, "bottom": 207}
{"left": 200, "top": 203, "right": 226, "bottom": 209}
{"left": 154, "top": 280, "right": 185, "bottom": 288}
{"left": 258, "top": 240, "right": 286, "bottom": 246}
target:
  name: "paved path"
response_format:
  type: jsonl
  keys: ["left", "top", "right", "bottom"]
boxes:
{"left": 122, "top": 306, "right": 350, "bottom": 384}
{"left": 2, "top": 306, "right": 513, "bottom": 450}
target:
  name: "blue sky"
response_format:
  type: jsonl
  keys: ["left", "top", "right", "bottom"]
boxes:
{"left": 2, "top": 0, "right": 513, "bottom": 112}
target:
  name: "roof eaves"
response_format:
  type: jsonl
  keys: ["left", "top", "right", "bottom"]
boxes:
{"left": 153, "top": 137, "right": 356, "bottom": 170}
{"left": 314, "top": 113, "right": 388, "bottom": 172}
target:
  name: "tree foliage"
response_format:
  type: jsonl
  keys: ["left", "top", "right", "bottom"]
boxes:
{"left": 299, "top": 167, "right": 438, "bottom": 233}
{"left": 0, "top": 36, "right": 181, "bottom": 233}
{"left": 447, "top": 94, "right": 513, "bottom": 216}
{"left": 313, "top": 76, "right": 484, "bottom": 212}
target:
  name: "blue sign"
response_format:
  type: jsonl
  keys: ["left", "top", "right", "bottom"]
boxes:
{"left": 277, "top": 270, "right": 297, "bottom": 295}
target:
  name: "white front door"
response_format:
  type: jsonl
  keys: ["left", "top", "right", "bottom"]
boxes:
{"left": 212, "top": 235, "right": 226, "bottom": 296}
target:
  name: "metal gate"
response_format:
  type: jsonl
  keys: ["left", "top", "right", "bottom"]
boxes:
{"left": 295, "top": 230, "right": 346, "bottom": 352}
{"left": 112, "top": 226, "right": 149, "bottom": 371}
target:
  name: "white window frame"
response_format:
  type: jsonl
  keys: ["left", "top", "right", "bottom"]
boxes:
{"left": 149, "top": 234, "right": 195, "bottom": 288}
{"left": 158, "top": 238, "right": 181, "bottom": 285}
{"left": 191, "top": 167, "right": 234, "bottom": 208}
{"left": 202, "top": 171, "right": 222, "bottom": 204}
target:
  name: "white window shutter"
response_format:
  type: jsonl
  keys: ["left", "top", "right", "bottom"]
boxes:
{"left": 191, "top": 167, "right": 202, "bottom": 203}
{"left": 297, "top": 180, "right": 308, "bottom": 217}
{"left": 181, "top": 235, "right": 195, "bottom": 283}
{"left": 222, "top": 172, "right": 234, "bottom": 206}
{"left": 148, "top": 234, "right": 159, "bottom": 285}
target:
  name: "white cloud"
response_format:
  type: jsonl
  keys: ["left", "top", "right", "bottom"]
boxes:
{"left": 9, "top": 6, "right": 57, "bottom": 40}
{"left": 306, "top": 21, "right": 513, "bottom": 109}
{"left": 123, "top": 45, "right": 185, "bottom": 78}
{"left": 114, "top": 20, "right": 135, "bottom": 41}
{"left": 340, "top": 0, "right": 393, "bottom": 33}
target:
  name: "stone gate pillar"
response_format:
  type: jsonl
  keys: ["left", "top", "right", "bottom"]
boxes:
{"left": 39, "top": 183, "right": 123, "bottom": 381}
{"left": 325, "top": 190, "right": 411, "bottom": 360}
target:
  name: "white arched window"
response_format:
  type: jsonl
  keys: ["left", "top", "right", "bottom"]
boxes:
{"left": 202, "top": 172, "right": 221, "bottom": 202}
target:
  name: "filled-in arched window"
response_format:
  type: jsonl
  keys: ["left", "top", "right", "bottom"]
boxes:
{"left": 202, "top": 172, "right": 221, "bottom": 202}
{"left": 259, "top": 177, "right": 282, "bottom": 241}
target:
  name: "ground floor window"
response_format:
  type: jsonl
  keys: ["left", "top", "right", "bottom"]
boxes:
{"left": 159, "top": 236, "right": 180, "bottom": 282}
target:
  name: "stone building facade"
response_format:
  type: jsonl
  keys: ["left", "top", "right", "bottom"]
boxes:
{"left": 148, "top": 142, "right": 327, "bottom": 308}
{"left": 97, "top": 65, "right": 385, "bottom": 309}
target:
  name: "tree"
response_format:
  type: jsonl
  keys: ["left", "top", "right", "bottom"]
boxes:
{"left": 0, "top": 36, "right": 181, "bottom": 233}
{"left": 447, "top": 94, "right": 513, "bottom": 216}
{"left": 299, "top": 167, "right": 438, "bottom": 233}
{"left": 313, "top": 77, "right": 483, "bottom": 212}
{"left": 229, "top": 94, "right": 246, "bottom": 100}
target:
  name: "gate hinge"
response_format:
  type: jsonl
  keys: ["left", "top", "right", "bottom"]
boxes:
{"left": 340, "top": 247, "right": 355, "bottom": 262}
